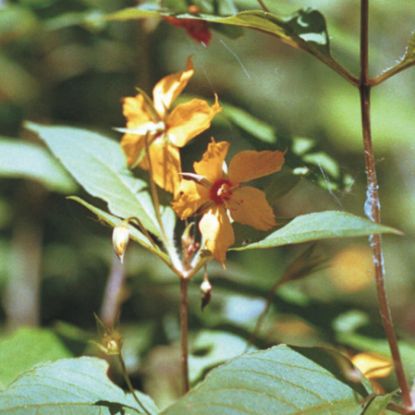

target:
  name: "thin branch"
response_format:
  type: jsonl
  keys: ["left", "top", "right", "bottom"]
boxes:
{"left": 118, "top": 353, "right": 152, "bottom": 415}
{"left": 100, "top": 255, "right": 126, "bottom": 327}
{"left": 257, "top": 0, "right": 270, "bottom": 12}
{"left": 179, "top": 277, "right": 190, "bottom": 394}
{"left": 359, "top": 0, "right": 413, "bottom": 409}
{"left": 370, "top": 63, "right": 412, "bottom": 85}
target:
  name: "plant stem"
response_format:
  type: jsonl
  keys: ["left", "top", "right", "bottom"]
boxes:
{"left": 100, "top": 254, "right": 125, "bottom": 327}
{"left": 359, "top": 0, "right": 412, "bottom": 409}
{"left": 179, "top": 277, "right": 190, "bottom": 394}
{"left": 257, "top": 0, "right": 269, "bottom": 12}
{"left": 143, "top": 135, "right": 183, "bottom": 272}
{"left": 118, "top": 353, "right": 152, "bottom": 415}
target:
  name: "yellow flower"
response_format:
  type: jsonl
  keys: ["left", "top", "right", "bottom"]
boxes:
{"left": 120, "top": 58, "right": 221, "bottom": 194}
{"left": 173, "top": 140, "right": 285, "bottom": 263}
{"left": 351, "top": 352, "right": 392, "bottom": 380}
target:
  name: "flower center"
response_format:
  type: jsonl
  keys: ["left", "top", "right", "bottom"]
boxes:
{"left": 210, "top": 179, "right": 233, "bottom": 205}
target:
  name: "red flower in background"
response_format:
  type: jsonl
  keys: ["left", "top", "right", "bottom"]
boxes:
{"left": 164, "top": 5, "right": 211, "bottom": 46}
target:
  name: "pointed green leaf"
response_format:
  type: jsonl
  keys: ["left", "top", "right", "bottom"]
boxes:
{"left": 0, "top": 357, "right": 158, "bottom": 415}
{"left": 233, "top": 211, "right": 400, "bottom": 251}
{"left": 0, "top": 138, "right": 76, "bottom": 193}
{"left": 26, "top": 122, "right": 161, "bottom": 237}
{"left": 162, "top": 345, "right": 363, "bottom": 415}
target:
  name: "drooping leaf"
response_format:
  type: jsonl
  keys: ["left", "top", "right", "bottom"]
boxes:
{"left": 0, "top": 328, "right": 71, "bottom": 389}
{"left": 233, "top": 211, "right": 400, "bottom": 251}
{"left": 69, "top": 196, "right": 170, "bottom": 264}
{"left": 26, "top": 123, "right": 161, "bottom": 237}
{"left": 0, "top": 357, "right": 158, "bottom": 415}
{"left": 106, "top": 7, "right": 355, "bottom": 83}
{"left": 162, "top": 344, "right": 363, "bottom": 415}
{"left": 0, "top": 138, "right": 76, "bottom": 193}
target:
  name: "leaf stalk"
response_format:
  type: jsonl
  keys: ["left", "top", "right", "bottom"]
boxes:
{"left": 179, "top": 277, "right": 190, "bottom": 394}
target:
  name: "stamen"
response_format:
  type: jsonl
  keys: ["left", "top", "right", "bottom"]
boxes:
{"left": 210, "top": 179, "right": 233, "bottom": 205}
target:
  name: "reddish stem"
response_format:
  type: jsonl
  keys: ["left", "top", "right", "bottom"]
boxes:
{"left": 359, "top": 0, "right": 412, "bottom": 409}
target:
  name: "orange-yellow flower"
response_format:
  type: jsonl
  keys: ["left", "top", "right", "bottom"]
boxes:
{"left": 173, "top": 140, "right": 285, "bottom": 263}
{"left": 351, "top": 352, "right": 392, "bottom": 380}
{"left": 120, "top": 59, "right": 221, "bottom": 194}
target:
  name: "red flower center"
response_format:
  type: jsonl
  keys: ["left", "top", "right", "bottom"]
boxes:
{"left": 210, "top": 179, "right": 233, "bottom": 205}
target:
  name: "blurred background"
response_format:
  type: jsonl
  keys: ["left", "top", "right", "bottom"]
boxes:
{"left": 0, "top": 0, "right": 414, "bottom": 407}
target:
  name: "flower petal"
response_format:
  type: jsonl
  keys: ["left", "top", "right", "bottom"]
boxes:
{"left": 123, "top": 94, "right": 153, "bottom": 128}
{"left": 167, "top": 96, "right": 221, "bottom": 147}
{"left": 228, "top": 150, "right": 285, "bottom": 184}
{"left": 152, "top": 58, "right": 194, "bottom": 118}
{"left": 121, "top": 134, "right": 146, "bottom": 166}
{"left": 164, "top": 17, "right": 212, "bottom": 46}
{"left": 351, "top": 353, "right": 392, "bottom": 380}
{"left": 194, "top": 140, "right": 229, "bottom": 183}
{"left": 199, "top": 206, "right": 234, "bottom": 264}
{"left": 172, "top": 180, "right": 208, "bottom": 219}
{"left": 228, "top": 186, "right": 276, "bottom": 230}
{"left": 147, "top": 137, "right": 181, "bottom": 194}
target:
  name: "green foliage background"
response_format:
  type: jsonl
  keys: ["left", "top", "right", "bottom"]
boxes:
{"left": 0, "top": 0, "right": 414, "bottom": 412}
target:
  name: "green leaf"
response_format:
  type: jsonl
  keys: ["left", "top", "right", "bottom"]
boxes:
{"left": 105, "top": 7, "right": 159, "bottom": 22}
{"left": 0, "top": 138, "right": 76, "bottom": 193}
{"left": 155, "top": 9, "right": 355, "bottom": 83}
{"left": 69, "top": 196, "right": 170, "bottom": 264}
{"left": 360, "top": 393, "right": 394, "bottom": 415}
{"left": 233, "top": 211, "right": 400, "bottom": 251}
{"left": 0, "top": 357, "right": 158, "bottom": 415}
{"left": 162, "top": 344, "right": 363, "bottom": 415}
{"left": 189, "top": 330, "right": 249, "bottom": 383}
{"left": 26, "top": 123, "right": 161, "bottom": 237}
{"left": 221, "top": 103, "right": 277, "bottom": 143}
{"left": 0, "top": 328, "right": 71, "bottom": 389}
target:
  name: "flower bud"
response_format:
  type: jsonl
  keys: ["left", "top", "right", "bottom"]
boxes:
{"left": 200, "top": 278, "right": 212, "bottom": 310}
{"left": 112, "top": 222, "right": 130, "bottom": 263}
{"left": 98, "top": 330, "right": 123, "bottom": 356}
